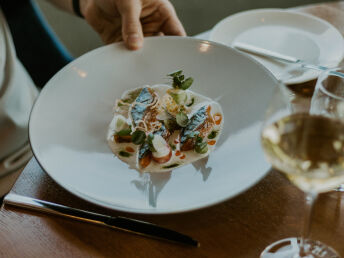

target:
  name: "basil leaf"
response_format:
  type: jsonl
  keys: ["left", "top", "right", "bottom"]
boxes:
{"left": 176, "top": 112, "right": 189, "bottom": 127}
{"left": 132, "top": 130, "right": 146, "bottom": 145}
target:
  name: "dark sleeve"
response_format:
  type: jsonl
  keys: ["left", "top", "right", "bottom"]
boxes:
{"left": 0, "top": 0, "right": 73, "bottom": 88}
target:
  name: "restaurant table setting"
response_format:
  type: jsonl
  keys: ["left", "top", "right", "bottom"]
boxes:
{"left": 2, "top": 2, "right": 344, "bottom": 257}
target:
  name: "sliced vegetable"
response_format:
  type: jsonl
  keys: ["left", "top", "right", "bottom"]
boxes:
{"left": 169, "top": 90, "right": 187, "bottom": 105}
{"left": 176, "top": 112, "right": 189, "bottom": 127}
{"left": 132, "top": 130, "right": 146, "bottom": 145}
{"left": 139, "top": 153, "right": 152, "bottom": 168}
{"left": 152, "top": 135, "right": 172, "bottom": 164}
{"left": 195, "top": 141, "right": 208, "bottom": 154}
{"left": 125, "top": 146, "right": 135, "bottom": 153}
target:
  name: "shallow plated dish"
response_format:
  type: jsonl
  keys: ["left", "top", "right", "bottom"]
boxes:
{"left": 210, "top": 9, "right": 344, "bottom": 85}
{"left": 29, "top": 37, "right": 277, "bottom": 214}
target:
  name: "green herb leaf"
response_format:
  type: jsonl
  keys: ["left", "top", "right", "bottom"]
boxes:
{"left": 116, "top": 128, "right": 132, "bottom": 136}
{"left": 208, "top": 131, "right": 218, "bottom": 139}
{"left": 195, "top": 142, "right": 208, "bottom": 154}
{"left": 173, "top": 77, "right": 182, "bottom": 89}
{"left": 119, "top": 151, "right": 131, "bottom": 157}
{"left": 132, "top": 130, "right": 146, "bottom": 145}
{"left": 164, "top": 119, "right": 180, "bottom": 132}
{"left": 147, "top": 134, "right": 156, "bottom": 152}
{"left": 169, "top": 143, "right": 176, "bottom": 151}
{"left": 168, "top": 70, "right": 182, "bottom": 77}
{"left": 180, "top": 77, "right": 194, "bottom": 90}
{"left": 186, "top": 97, "right": 195, "bottom": 107}
{"left": 176, "top": 112, "right": 189, "bottom": 127}
{"left": 167, "top": 70, "right": 194, "bottom": 91}
{"left": 162, "top": 163, "right": 180, "bottom": 169}
{"left": 196, "top": 136, "right": 203, "bottom": 143}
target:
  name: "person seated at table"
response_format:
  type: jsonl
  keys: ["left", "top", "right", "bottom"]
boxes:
{"left": 0, "top": 0, "right": 185, "bottom": 195}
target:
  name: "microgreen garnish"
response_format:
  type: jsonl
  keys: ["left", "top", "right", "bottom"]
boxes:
{"left": 176, "top": 112, "right": 189, "bottom": 127}
{"left": 167, "top": 70, "right": 194, "bottom": 90}
{"left": 116, "top": 128, "right": 132, "bottom": 136}
{"left": 119, "top": 151, "right": 131, "bottom": 157}
{"left": 132, "top": 130, "right": 146, "bottom": 145}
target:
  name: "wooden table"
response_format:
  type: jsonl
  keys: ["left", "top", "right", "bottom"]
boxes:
{"left": 2, "top": 2, "right": 344, "bottom": 257}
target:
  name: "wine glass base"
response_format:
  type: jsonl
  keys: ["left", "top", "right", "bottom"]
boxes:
{"left": 260, "top": 238, "right": 340, "bottom": 258}
{"left": 335, "top": 184, "right": 344, "bottom": 192}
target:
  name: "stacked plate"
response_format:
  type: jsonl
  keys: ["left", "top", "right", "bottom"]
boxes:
{"left": 210, "top": 9, "right": 344, "bottom": 84}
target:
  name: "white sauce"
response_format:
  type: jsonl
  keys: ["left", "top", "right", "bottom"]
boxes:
{"left": 107, "top": 84, "right": 223, "bottom": 172}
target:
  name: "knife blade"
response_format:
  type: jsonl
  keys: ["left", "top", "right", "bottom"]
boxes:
{"left": 232, "top": 42, "right": 344, "bottom": 78}
{"left": 3, "top": 193, "right": 199, "bottom": 247}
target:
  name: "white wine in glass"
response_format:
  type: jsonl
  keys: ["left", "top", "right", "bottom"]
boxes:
{"left": 260, "top": 85, "right": 342, "bottom": 258}
{"left": 311, "top": 67, "right": 344, "bottom": 192}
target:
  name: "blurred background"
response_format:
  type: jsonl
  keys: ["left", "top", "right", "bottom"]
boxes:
{"left": 36, "top": 0, "right": 332, "bottom": 57}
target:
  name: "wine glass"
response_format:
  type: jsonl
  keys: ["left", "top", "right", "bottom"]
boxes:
{"left": 260, "top": 83, "right": 343, "bottom": 257}
{"left": 311, "top": 67, "right": 344, "bottom": 192}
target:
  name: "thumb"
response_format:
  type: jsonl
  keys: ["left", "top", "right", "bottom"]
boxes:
{"left": 117, "top": 0, "right": 143, "bottom": 50}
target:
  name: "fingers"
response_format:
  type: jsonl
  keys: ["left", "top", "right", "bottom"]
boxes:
{"left": 159, "top": 2, "right": 186, "bottom": 36}
{"left": 117, "top": 0, "right": 144, "bottom": 50}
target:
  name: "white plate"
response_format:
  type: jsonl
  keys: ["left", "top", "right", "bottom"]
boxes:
{"left": 29, "top": 37, "right": 277, "bottom": 214}
{"left": 210, "top": 9, "right": 344, "bottom": 85}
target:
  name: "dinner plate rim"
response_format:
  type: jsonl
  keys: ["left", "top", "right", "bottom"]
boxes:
{"left": 209, "top": 8, "right": 344, "bottom": 85}
{"left": 29, "top": 36, "right": 277, "bottom": 214}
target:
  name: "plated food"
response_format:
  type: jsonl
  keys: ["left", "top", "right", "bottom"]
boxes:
{"left": 107, "top": 71, "right": 223, "bottom": 172}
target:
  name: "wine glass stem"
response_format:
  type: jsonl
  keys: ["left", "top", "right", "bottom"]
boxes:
{"left": 299, "top": 191, "right": 318, "bottom": 256}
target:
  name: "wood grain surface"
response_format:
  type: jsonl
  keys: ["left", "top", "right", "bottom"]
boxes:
{"left": 1, "top": 3, "right": 344, "bottom": 257}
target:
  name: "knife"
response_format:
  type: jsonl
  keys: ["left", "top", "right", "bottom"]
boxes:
{"left": 3, "top": 193, "right": 199, "bottom": 247}
{"left": 232, "top": 42, "right": 344, "bottom": 78}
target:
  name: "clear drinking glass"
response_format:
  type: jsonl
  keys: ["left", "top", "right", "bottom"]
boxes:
{"left": 311, "top": 67, "right": 344, "bottom": 192}
{"left": 260, "top": 82, "right": 343, "bottom": 257}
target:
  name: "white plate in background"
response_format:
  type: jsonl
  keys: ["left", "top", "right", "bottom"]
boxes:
{"left": 29, "top": 37, "right": 278, "bottom": 214}
{"left": 210, "top": 9, "right": 344, "bottom": 84}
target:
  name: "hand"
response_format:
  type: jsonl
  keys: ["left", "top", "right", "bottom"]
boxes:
{"left": 80, "top": 0, "right": 186, "bottom": 50}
